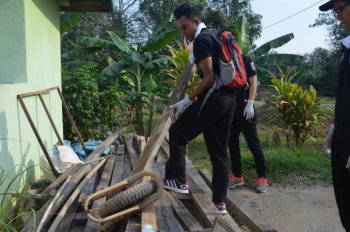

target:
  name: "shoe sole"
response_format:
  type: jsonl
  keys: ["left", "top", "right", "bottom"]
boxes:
{"left": 220, "top": 210, "right": 227, "bottom": 215}
{"left": 164, "top": 185, "right": 189, "bottom": 194}
{"left": 256, "top": 185, "right": 269, "bottom": 193}
{"left": 228, "top": 182, "right": 245, "bottom": 189}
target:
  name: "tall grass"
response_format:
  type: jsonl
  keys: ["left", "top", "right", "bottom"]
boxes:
{"left": 0, "top": 166, "right": 36, "bottom": 231}
{"left": 188, "top": 134, "right": 331, "bottom": 186}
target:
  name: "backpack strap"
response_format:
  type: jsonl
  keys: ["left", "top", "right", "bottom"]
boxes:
{"left": 226, "top": 34, "right": 243, "bottom": 77}
{"left": 197, "top": 81, "right": 219, "bottom": 118}
{"left": 196, "top": 30, "right": 224, "bottom": 118}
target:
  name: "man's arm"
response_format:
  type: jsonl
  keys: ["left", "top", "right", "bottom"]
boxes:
{"left": 248, "top": 75, "right": 257, "bottom": 101}
{"left": 188, "top": 57, "right": 214, "bottom": 100}
{"left": 169, "top": 57, "right": 214, "bottom": 118}
{"left": 243, "top": 74, "right": 257, "bottom": 120}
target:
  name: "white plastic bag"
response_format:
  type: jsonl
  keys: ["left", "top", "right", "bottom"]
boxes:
{"left": 57, "top": 145, "right": 83, "bottom": 165}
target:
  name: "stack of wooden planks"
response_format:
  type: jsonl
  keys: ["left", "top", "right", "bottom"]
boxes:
{"left": 21, "top": 130, "right": 276, "bottom": 232}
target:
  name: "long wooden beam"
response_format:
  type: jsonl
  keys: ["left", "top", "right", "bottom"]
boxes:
{"left": 186, "top": 157, "right": 242, "bottom": 232}
{"left": 130, "top": 63, "right": 195, "bottom": 175}
{"left": 198, "top": 169, "right": 277, "bottom": 232}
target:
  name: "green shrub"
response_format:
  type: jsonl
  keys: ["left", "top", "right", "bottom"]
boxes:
{"left": 62, "top": 63, "right": 128, "bottom": 140}
{"left": 268, "top": 66, "right": 332, "bottom": 145}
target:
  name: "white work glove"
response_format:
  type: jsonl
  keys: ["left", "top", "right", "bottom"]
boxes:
{"left": 169, "top": 96, "right": 193, "bottom": 119}
{"left": 325, "top": 123, "right": 334, "bottom": 154}
{"left": 243, "top": 100, "right": 255, "bottom": 120}
{"left": 346, "top": 156, "right": 350, "bottom": 170}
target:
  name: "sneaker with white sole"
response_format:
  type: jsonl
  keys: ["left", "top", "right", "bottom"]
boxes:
{"left": 215, "top": 202, "right": 227, "bottom": 215}
{"left": 163, "top": 178, "right": 189, "bottom": 194}
{"left": 255, "top": 177, "right": 269, "bottom": 193}
{"left": 228, "top": 175, "right": 244, "bottom": 189}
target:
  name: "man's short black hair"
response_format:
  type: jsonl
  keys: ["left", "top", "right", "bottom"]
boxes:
{"left": 174, "top": 3, "right": 199, "bottom": 20}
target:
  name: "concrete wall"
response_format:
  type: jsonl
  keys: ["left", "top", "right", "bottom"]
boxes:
{"left": 0, "top": 0, "right": 62, "bottom": 184}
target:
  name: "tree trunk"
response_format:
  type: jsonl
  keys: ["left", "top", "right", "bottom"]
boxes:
{"left": 135, "top": 102, "right": 145, "bottom": 135}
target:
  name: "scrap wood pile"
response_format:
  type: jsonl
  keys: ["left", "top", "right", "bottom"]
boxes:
{"left": 21, "top": 130, "right": 276, "bottom": 232}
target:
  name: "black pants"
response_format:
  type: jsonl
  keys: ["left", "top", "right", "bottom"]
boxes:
{"left": 228, "top": 105, "right": 267, "bottom": 178}
{"left": 331, "top": 136, "right": 350, "bottom": 232}
{"left": 165, "top": 87, "right": 236, "bottom": 203}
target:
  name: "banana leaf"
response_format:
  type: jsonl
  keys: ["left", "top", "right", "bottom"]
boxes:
{"left": 253, "top": 33, "right": 295, "bottom": 58}
{"left": 77, "top": 36, "right": 117, "bottom": 50}
{"left": 143, "top": 27, "right": 179, "bottom": 52}
{"left": 102, "top": 61, "right": 126, "bottom": 77}
{"left": 61, "top": 47, "right": 100, "bottom": 60}
{"left": 107, "top": 31, "right": 131, "bottom": 54}
{"left": 152, "top": 12, "right": 174, "bottom": 36}
{"left": 233, "top": 16, "right": 251, "bottom": 54}
{"left": 60, "top": 13, "right": 86, "bottom": 34}
{"left": 143, "top": 58, "right": 168, "bottom": 70}
{"left": 256, "top": 53, "right": 303, "bottom": 65}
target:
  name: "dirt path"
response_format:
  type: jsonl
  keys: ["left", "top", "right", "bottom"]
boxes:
{"left": 232, "top": 184, "right": 344, "bottom": 232}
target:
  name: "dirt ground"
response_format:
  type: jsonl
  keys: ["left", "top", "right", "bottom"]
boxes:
{"left": 231, "top": 183, "right": 344, "bottom": 232}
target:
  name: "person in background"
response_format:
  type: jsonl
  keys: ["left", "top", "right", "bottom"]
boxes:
{"left": 227, "top": 55, "right": 269, "bottom": 193}
{"left": 320, "top": 0, "right": 350, "bottom": 231}
{"left": 162, "top": 3, "right": 237, "bottom": 215}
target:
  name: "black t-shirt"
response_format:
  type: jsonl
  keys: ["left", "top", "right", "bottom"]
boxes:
{"left": 334, "top": 45, "right": 350, "bottom": 143}
{"left": 193, "top": 29, "right": 220, "bottom": 83}
{"left": 236, "top": 55, "right": 257, "bottom": 108}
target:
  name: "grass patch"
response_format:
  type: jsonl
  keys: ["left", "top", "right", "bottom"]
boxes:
{"left": 319, "top": 97, "right": 335, "bottom": 104}
{"left": 188, "top": 134, "right": 331, "bottom": 187}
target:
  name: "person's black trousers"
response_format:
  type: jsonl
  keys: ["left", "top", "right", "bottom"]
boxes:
{"left": 331, "top": 136, "right": 350, "bottom": 232}
{"left": 228, "top": 105, "right": 267, "bottom": 178}
{"left": 165, "top": 87, "right": 236, "bottom": 203}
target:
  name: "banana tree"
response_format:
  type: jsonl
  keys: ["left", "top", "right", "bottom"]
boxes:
{"left": 233, "top": 16, "right": 303, "bottom": 69}
{"left": 60, "top": 12, "right": 87, "bottom": 37}
{"left": 63, "top": 12, "right": 178, "bottom": 135}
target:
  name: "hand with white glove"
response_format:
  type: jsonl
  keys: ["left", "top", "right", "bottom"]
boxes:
{"left": 169, "top": 96, "right": 193, "bottom": 119}
{"left": 325, "top": 123, "right": 334, "bottom": 154}
{"left": 243, "top": 100, "right": 255, "bottom": 120}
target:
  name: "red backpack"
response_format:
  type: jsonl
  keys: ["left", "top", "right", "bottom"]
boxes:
{"left": 213, "top": 30, "right": 247, "bottom": 89}
{"left": 197, "top": 30, "right": 247, "bottom": 117}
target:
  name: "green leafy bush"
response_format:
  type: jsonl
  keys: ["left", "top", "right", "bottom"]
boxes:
{"left": 62, "top": 63, "right": 127, "bottom": 140}
{"left": 268, "top": 66, "right": 332, "bottom": 145}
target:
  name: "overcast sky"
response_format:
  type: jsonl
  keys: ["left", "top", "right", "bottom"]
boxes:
{"left": 251, "top": 0, "right": 330, "bottom": 55}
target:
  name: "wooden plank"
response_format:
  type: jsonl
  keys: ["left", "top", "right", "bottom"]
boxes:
{"left": 212, "top": 217, "right": 229, "bottom": 232}
{"left": 153, "top": 150, "right": 185, "bottom": 232}
{"left": 136, "top": 135, "right": 147, "bottom": 154}
{"left": 167, "top": 191, "right": 204, "bottom": 231}
{"left": 123, "top": 135, "right": 138, "bottom": 169}
{"left": 78, "top": 169, "right": 100, "bottom": 204}
{"left": 21, "top": 130, "right": 124, "bottom": 232}
{"left": 130, "top": 63, "right": 195, "bottom": 175}
{"left": 198, "top": 169, "right": 277, "bottom": 232}
{"left": 138, "top": 137, "right": 158, "bottom": 232}
{"left": 125, "top": 215, "right": 141, "bottom": 232}
{"left": 41, "top": 165, "right": 80, "bottom": 196}
{"left": 48, "top": 159, "right": 107, "bottom": 231}
{"left": 84, "top": 156, "right": 116, "bottom": 232}
{"left": 154, "top": 192, "right": 184, "bottom": 232}
{"left": 110, "top": 155, "right": 125, "bottom": 186}
{"left": 56, "top": 201, "right": 80, "bottom": 232}
{"left": 141, "top": 206, "right": 157, "bottom": 231}
{"left": 186, "top": 157, "right": 242, "bottom": 232}
{"left": 116, "top": 144, "right": 125, "bottom": 155}
{"left": 36, "top": 176, "right": 71, "bottom": 232}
